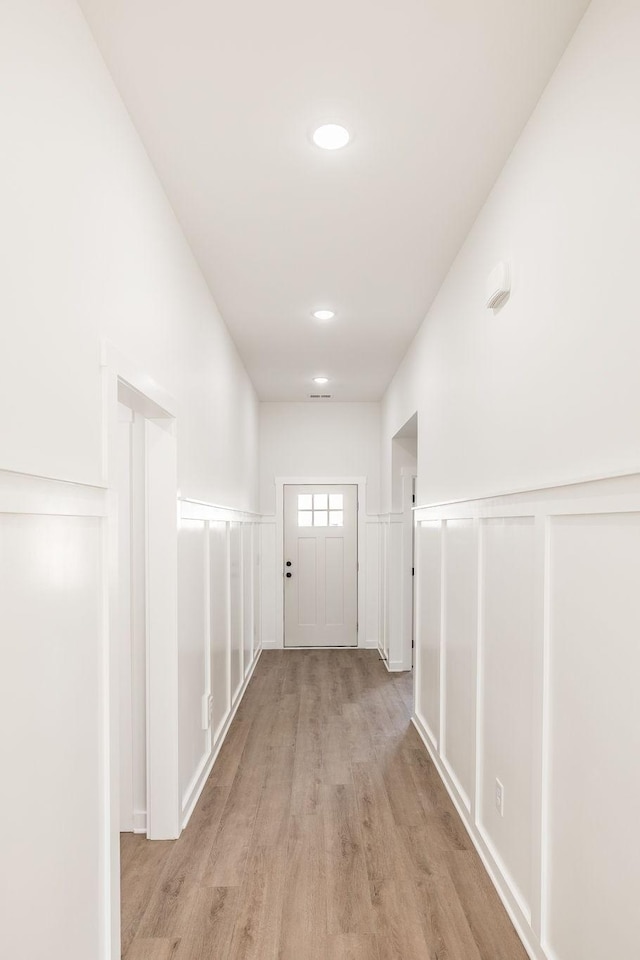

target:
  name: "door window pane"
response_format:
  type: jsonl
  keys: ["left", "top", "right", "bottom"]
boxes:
{"left": 295, "top": 490, "right": 345, "bottom": 529}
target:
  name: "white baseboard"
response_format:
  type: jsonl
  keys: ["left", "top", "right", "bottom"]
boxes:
{"left": 181, "top": 648, "right": 262, "bottom": 830}
{"left": 386, "top": 658, "right": 411, "bottom": 672}
{"left": 412, "top": 711, "right": 544, "bottom": 960}
{"left": 132, "top": 810, "right": 146, "bottom": 835}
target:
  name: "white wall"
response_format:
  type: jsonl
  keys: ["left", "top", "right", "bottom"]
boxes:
{"left": 259, "top": 402, "right": 382, "bottom": 650}
{"left": 0, "top": 3, "right": 259, "bottom": 958}
{"left": 396, "top": 3, "right": 640, "bottom": 959}
{"left": 391, "top": 435, "right": 417, "bottom": 513}
{"left": 259, "top": 402, "right": 381, "bottom": 514}
{"left": 0, "top": 479, "right": 105, "bottom": 960}
{"left": 0, "top": 0, "right": 259, "bottom": 509}
{"left": 382, "top": 0, "right": 640, "bottom": 510}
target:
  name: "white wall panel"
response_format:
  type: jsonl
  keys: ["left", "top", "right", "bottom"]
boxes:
{"left": 260, "top": 521, "right": 277, "bottom": 648}
{"left": 178, "top": 502, "right": 263, "bottom": 828}
{"left": 0, "top": 513, "right": 103, "bottom": 960}
{"left": 209, "top": 521, "right": 230, "bottom": 737}
{"left": 480, "top": 517, "right": 535, "bottom": 916}
{"left": 365, "top": 521, "right": 380, "bottom": 649}
{"left": 380, "top": 521, "right": 389, "bottom": 659}
{"left": 545, "top": 513, "right": 640, "bottom": 960}
{"left": 253, "top": 524, "right": 261, "bottom": 653}
{"left": 442, "top": 519, "right": 477, "bottom": 809}
{"left": 229, "top": 522, "right": 244, "bottom": 700}
{"left": 177, "top": 520, "right": 207, "bottom": 798}
{"left": 415, "top": 520, "right": 442, "bottom": 745}
{"left": 242, "top": 523, "right": 254, "bottom": 675}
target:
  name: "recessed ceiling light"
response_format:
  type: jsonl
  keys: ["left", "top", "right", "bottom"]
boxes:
{"left": 313, "top": 309, "right": 335, "bottom": 321}
{"left": 313, "top": 376, "right": 330, "bottom": 385}
{"left": 312, "top": 124, "right": 350, "bottom": 150}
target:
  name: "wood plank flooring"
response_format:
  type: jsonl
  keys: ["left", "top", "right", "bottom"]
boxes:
{"left": 121, "top": 650, "right": 528, "bottom": 959}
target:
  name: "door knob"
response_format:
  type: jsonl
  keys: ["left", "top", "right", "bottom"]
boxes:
{"left": 286, "top": 572, "right": 292, "bottom": 578}
{"left": 286, "top": 561, "right": 292, "bottom": 567}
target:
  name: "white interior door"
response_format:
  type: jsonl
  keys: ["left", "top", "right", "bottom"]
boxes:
{"left": 284, "top": 484, "right": 357, "bottom": 647}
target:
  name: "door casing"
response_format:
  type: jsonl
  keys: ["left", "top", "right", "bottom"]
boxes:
{"left": 283, "top": 483, "right": 358, "bottom": 647}
{"left": 101, "top": 341, "right": 180, "bottom": 960}
{"left": 274, "top": 476, "right": 368, "bottom": 649}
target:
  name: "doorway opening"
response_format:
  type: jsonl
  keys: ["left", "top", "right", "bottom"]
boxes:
{"left": 102, "top": 343, "right": 181, "bottom": 960}
{"left": 115, "top": 393, "right": 146, "bottom": 836}
{"left": 283, "top": 483, "right": 358, "bottom": 647}
{"left": 391, "top": 412, "right": 418, "bottom": 671}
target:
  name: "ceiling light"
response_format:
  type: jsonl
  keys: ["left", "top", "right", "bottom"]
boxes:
{"left": 313, "top": 309, "right": 335, "bottom": 321}
{"left": 312, "top": 124, "right": 350, "bottom": 150}
{"left": 313, "top": 376, "right": 330, "bottom": 385}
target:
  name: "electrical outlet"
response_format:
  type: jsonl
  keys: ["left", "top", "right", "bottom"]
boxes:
{"left": 495, "top": 778, "right": 505, "bottom": 817}
{"left": 202, "top": 694, "right": 214, "bottom": 730}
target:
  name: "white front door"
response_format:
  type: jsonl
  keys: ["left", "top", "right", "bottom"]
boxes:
{"left": 284, "top": 484, "right": 358, "bottom": 647}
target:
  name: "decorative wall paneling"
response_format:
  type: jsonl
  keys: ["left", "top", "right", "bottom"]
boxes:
{"left": 0, "top": 469, "right": 108, "bottom": 960}
{"left": 177, "top": 499, "right": 262, "bottom": 828}
{"left": 413, "top": 472, "right": 640, "bottom": 960}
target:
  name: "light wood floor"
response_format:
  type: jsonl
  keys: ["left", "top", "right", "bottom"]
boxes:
{"left": 121, "top": 650, "right": 528, "bottom": 959}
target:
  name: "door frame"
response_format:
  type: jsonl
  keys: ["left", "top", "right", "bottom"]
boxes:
{"left": 101, "top": 341, "right": 180, "bottom": 960}
{"left": 275, "top": 476, "right": 367, "bottom": 649}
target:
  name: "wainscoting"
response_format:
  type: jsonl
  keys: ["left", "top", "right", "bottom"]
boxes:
{"left": 178, "top": 500, "right": 263, "bottom": 827}
{"left": 0, "top": 472, "right": 265, "bottom": 960}
{"left": 413, "top": 472, "right": 640, "bottom": 960}
{"left": 0, "top": 469, "right": 108, "bottom": 960}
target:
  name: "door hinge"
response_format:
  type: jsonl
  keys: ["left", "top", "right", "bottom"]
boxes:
{"left": 412, "top": 567, "right": 415, "bottom": 576}
{"left": 412, "top": 494, "right": 415, "bottom": 503}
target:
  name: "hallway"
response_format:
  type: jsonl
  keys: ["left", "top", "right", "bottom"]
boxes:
{"left": 121, "top": 651, "right": 527, "bottom": 959}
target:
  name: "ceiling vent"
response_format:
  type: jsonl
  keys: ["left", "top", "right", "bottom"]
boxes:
{"left": 308, "top": 393, "right": 332, "bottom": 399}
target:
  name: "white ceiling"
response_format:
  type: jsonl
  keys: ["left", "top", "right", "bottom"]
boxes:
{"left": 79, "top": 0, "right": 589, "bottom": 401}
